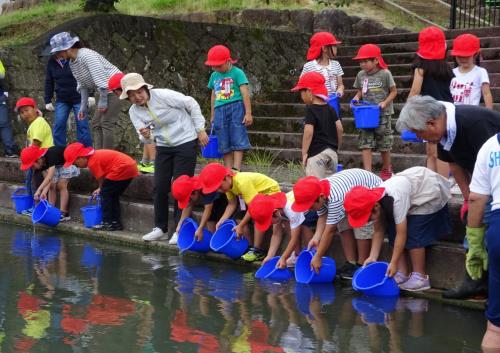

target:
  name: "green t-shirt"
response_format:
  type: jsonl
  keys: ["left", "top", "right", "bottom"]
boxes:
{"left": 353, "top": 68, "right": 396, "bottom": 116}
{"left": 207, "top": 66, "right": 249, "bottom": 108}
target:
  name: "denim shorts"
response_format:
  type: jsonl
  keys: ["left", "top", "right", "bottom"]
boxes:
{"left": 213, "top": 100, "right": 251, "bottom": 154}
{"left": 387, "top": 205, "right": 451, "bottom": 249}
{"left": 53, "top": 165, "right": 80, "bottom": 183}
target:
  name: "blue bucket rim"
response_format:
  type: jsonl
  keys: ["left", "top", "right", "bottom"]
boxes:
{"left": 352, "top": 261, "right": 390, "bottom": 291}
{"left": 32, "top": 200, "right": 50, "bottom": 224}
{"left": 210, "top": 219, "right": 237, "bottom": 251}
{"left": 178, "top": 218, "right": 199, "bottom": 253}
{"left": 255, "top": 256, "right": 291, "bottom": 280}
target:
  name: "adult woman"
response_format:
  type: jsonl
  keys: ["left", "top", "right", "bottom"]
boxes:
{"left": 49, "top": 32, "right": 121, "bottom": 149}
{"left": 344, "top": 166, "right": 452, "bottom": 291}
{"left": 119, "top": 73, "right": 208, "bottom": 242}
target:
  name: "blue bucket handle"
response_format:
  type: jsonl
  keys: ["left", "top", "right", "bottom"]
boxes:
{"left": 209, "top": 123, "right": 216, "bottom": 137}
{"left": 87, "top": 195, "right": 101, "bottom": 206}
{"left": 12, "top": 187, "right": 29, "bottom": 196}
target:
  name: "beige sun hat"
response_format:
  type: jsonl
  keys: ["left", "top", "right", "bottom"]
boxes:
{"left": 119, "top": 73, "right": 153, "bottom": 100}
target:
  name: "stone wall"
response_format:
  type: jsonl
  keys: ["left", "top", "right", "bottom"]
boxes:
{"left": 0, "top": 14, "right": 309, "bottom": 155}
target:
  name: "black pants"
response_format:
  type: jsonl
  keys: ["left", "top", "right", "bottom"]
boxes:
{"left": 154, "top": 139, "right": 197, "bottom": 232}
{"left": 101, "top": 178, "right": 132, "bottom": 224}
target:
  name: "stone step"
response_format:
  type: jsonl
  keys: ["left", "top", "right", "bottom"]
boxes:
{"left": 339, "top": 36, "right": 500, "bottom": 56}
{"left": 334, "top": 47, "right": 500, "bottom": 66}
{"left": 253, "top": 102, "right": 500, "bottom": 118}
{"left": 344, "top": 26, "right": 500, "bottom": 45}
{"left": 247, "top": 130, "right": 427, "bottom": 154}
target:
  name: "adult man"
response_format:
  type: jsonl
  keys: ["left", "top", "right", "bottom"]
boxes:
{"left": 397, "top": 95, "right": 500, "bottom": 298}
{"left": 0, "top": 58, "right": 19, "bottom": 157}
{"left": 465, "top": 133, "right": 500, "bottom": 350}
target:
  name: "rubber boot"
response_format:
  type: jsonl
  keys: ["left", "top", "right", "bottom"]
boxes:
{"left": 442, "top": 271, "right": 488, "bottom": 300}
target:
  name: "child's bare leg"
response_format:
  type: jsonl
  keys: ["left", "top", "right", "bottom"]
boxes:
{"left": 206, "top": 221, "right": 216, "bottom": 233}
{"left": 57, "top": 179, "right": 69, "bottom": 213}
{"left": 223, "top": 152, "right": 233, "bottom": 170}
{"left": 340, "top": 229, "right": 357, "bottom": 263}
{"left": 356, "top": 239, "right": 371, "bottom": 264}
{"left": 408, "top": 247, "right": 426, "bottom": 275}
{"left": 253, "top": 228, "right": 266, "bottom": 250}
{"left": 266, "top": 223, "right": 283, "bottom": 260}
{"left": 300, "top": 225, "right": 314, "bottom": 252}
{"left": 397, "top": 250, "right": 410, "bottom": 275}
{"left": 362, "top": 149, "right": 373, "bottom": 171}
{"left": 381, "top": 150, "right": 391, "bottom": 170}
{"left": 232, "top": 150, "right": 244, "bottom": 171}
{"left": 48, "top": 183, "right": 57, "bottom": 205}
{"left": 144, "top": 143, "right": 156, "bottom": 162}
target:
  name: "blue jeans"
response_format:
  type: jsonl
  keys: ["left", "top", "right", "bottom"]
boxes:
{"left": 0, "top": 95, "right": 17, "bottom": 155}
{"left": 54, "top": 101, "right": 92, "bottom": 147}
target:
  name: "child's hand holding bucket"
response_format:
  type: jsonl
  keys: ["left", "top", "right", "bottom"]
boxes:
{"left": 92, "top": 188, "right": 101, "bottom": 197}
{"left": 310, "top": 253, "right": 323, "bottom": 274}
{"left": 363, "top": 256, "right": 377, "bottom": 267}
{"left": 277, "top": 256, "right": 287, "bottom": 269}
{"left": 194, "top": 227, "right": 204, "bottom": 242}
{"left": 232, "top": 224, "right": 244, "bottom": 240}
{"left": 386, "top": 261, "right": 397, "bottom": 277}
{"left": 307, "top": 236, "right": 320, "bottom": 251}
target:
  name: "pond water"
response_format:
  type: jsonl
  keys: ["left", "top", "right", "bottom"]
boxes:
{"left": 0, "top": 223, "right": 486, "bottom": 353}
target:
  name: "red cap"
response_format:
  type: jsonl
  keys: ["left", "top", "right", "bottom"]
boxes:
{"left": 172, "top": 175, "right": 202, "bottom": 209}
{"left": 291, "top": 176, "right": 330, "bottom": 212}
{"left": 307, "top": 32, "right": 342, "bottom": 61}
{"left": 416, "top": 26, "right": 447, "bottom": 60}
{"left": 199, "top": 163, "right": 235, "bottom": 194}
{"left": 20, "top": 146, "right": 47, "bottom": 171}
{"left": 344, "top": 186, "right": 385, "bottom": 228}
{"left": 291, "top": 72, "right": 328, "bottom": 97}
{"left": 204, "top": 45, "right": 237, "bottom": 66}
{"left": 451, "top": 34, "right": 480, "bottom": 57}
{"left": 63, "top": 142, "right": 95, "bottom": 168}
{"left": 15, "top": 97, "right": 36, "bottom": 112}
{"left": 352, "top": 44, "right": 388, "bottom": 69}
{"left": 108, "top": 72, "right": 125, "bottom": 91}
{"left": 248, "top": 192, "right": 287, "bottom": 232}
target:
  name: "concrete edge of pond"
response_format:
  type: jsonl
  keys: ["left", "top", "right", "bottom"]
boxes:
{"left": 0, "top": 206, "right": 485, "bottom": 312}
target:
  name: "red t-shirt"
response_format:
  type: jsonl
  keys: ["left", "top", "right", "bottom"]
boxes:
{"left": 87, "top": 150, "right": 139, "bottom": 181}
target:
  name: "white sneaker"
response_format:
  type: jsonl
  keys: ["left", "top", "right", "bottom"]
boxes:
{"left": 142, "top": 227, "right": 167, "bottom": 241}
{"left": 286, "top": 251, "right": 297, "bottom": 268}
{"left": 168, "top": 232, "right": 179, "bottom": 245}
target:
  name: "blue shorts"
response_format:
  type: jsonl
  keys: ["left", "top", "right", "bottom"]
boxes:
{"left": 486, "top": 209, "right": 500, "bottom": 326}
{"left": 213, "top": 100, "right": 251, "bottom": 154}
{"left": 387, "top": 205, "right": 451, "bottom": 249}
{"left": 302, "top": 211, "right": 318, "bottom": 228}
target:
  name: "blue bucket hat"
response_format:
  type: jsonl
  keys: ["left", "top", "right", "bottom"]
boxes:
{"left": 50, "top": 32, "right": 80, "bottom": 54}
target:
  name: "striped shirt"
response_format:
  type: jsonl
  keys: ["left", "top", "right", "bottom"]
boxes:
{"left": 301, "top": 59, "right": 344, "bottom": 95}
{"left": 69, "top": 48, "right": 120, "bottom": 91}
{"left": 318, "top": 168, "right": 382, "bottom": 225}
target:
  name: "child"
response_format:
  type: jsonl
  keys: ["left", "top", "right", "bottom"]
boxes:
{"left": 205, "top": 45, "right": 252, "bottom": 172}
{"left": 247, "top": 192, "right": 315, "bottom": 267}
{"left": 291, "top": 71, "right": 343, "bottom": 178}
{"left": 108, "top": 73, "right": 155, "bottom": 174}
{"left": 63, "top": 142, "right": 139, "bottom": 231}
{"left": 16, "top": 97, "right": 53, "bottom": 148}
{"left": 291, "top": 169, "right": 382, "bottom": 279}
{"left": 301, "top": 31, "right": 345, "bottom": 98}
{"left": 20, "top": 145, "right": 79, "bottom": 221}
{"left": 352, "top": 44, "right": 397, "bottom": 180}
{"left": 408, "top": 26, "right": 454, "bottom": 176}
{"left": 171, "top": 175, "right": 228, "bottom": 245}
{"left": 199, "top": 162, "right": 281, "bottom": 262}
{"left": 344, "top": 166, "right": 452, "bottom": 291}
{"left": 450, "top": 34, "right": 493, "bottom": 108}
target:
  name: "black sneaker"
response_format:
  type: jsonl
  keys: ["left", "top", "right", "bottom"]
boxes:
{"left": 4, "top": 153, "right": 19, "bottom": 158}
{"left": 60, "top": 212, "right": 71, "bottom": 222}
{"left": 442, "top": 271, "right": 488, "bottom": 300}
{"left": 93, "top": 222, "right": 123, "bottom": 231}
{"left": 338, "top": 262, "right": 361, "bottom": 280}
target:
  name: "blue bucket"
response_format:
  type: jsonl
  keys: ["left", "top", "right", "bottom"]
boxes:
{"left": 210, "top": 219, "right": 249, "bottom": 259}
{"left": 401, "top": 130, "right": 423, "bottom": 143}
{"left": 12, "top": 231, "right": 31, "bottom": 257}
{"left": 31, "top": 236, "right": 61, "bottom": 263}
{"left": 80, "top": 196, "right": 102, "bottom": 228}
{"left": 327, "top": 93, "right": 341, "bottom": 117}
{"left": 295, "top": 250, "right": 336, "bottom": 284}
{"left": 351, "top": 100, "right": 380, "bottom": 129}
{"left": 177, "top": 218, "right": 212, "bottom": 253}
{"left": 295, "top": 283, "right": 335, "bottom": 316}
{"left": 201, "top": 124, "right": 223, "bottom": 159}
{"left": 81, "top": 244, "right": 103, "bottom": 270}
{"left": 255, "top": 256, "right": 293, "bottom": 281}
{"left": 208, "top": 269, "right": 244, "bottom": 302}
{"left": 32, "top": 200, "right": 61, "bottom": 227}
{"left": 11, "top": 187, "right": 34, "bottom": 214}
{"left": 352, "top": 262, "right": 400, "bottom": 297}
{"left": 352, "top": 296, "right": 399, "bottom": 324}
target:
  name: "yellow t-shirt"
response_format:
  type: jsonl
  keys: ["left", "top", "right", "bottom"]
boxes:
{"left": 226, "top": 172, "right": 280, "bottom": 204}
{"left": 27, "top": 117, "right": 54, "bottom": 148}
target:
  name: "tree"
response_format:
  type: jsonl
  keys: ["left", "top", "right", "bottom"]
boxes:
{"left": 82, "top": 0, "right": 119, "bottom": 12}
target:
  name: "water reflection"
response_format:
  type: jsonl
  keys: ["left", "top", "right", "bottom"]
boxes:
{"left": 0, "top": 226, "right": 485, "bottom": 352}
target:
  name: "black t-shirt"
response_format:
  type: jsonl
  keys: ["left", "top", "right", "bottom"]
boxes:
{"left": 438, "top": 105, "right": 500, "bottom": 174}
{"left": 40, "top": 146, "right": 66, "bottom": 171}
{"left": 304, "top": 103, "right": 339, "bottom": 158}
{"left": 422, "top": 75, "right": 454, "bottom": 103}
